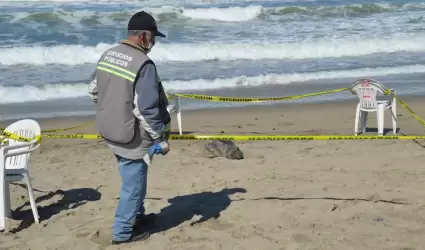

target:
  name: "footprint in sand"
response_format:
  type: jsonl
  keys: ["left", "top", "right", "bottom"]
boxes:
{"left": 86, "top": 229, "right": 113, "bottom": 247}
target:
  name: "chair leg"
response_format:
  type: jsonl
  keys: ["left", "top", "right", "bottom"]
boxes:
{"left": 4, "top": 180, "right": 10, "bottom": 218}
{"left": 22, "top": 173, "right": 39, "bottom": 224}
{"left": 377, "top": 105, "right": 384, "bottom": 136}
{"left": 176, "top": 97, "right": 182, "bottom": 136}
{"left": 391, "top": 103, "right": 397, "bottom": 135}
{"left": 0, "top": 177, "right": 5, "bottom": 232}
{"left": 354, "top": 104, "right": 360, "bottom": 136}
{"left": 360, "top": 111, "right": 368, "bottom": 134}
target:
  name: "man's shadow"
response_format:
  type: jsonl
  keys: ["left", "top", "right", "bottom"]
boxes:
{"left": 150, "top": 187, "right": 246, "bottom": 234}
{"left": 9, "top": 186, "right": 101, "bottom": 233}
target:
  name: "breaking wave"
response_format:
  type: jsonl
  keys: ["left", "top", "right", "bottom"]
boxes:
{"left": 1, "top": 64, "right": 424, "bottom": 104}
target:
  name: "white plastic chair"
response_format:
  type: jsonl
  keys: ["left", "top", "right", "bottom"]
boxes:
{"left": 0, "top": 119, "right": 41, "bottom": 232}
{"left": 166, "top": 95, "right": 182, "bottom": 135}
{"left": 351, "top": 79, "right": 396, "bottom": 136}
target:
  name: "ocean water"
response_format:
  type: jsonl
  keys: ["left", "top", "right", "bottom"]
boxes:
{"left": 0, "top": 0, "right": 424, "bottom": 120}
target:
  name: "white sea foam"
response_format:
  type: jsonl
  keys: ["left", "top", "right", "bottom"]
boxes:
{"left": 3, "top": 5, "right": 264, "bottom": 25}
{"left": 1, "top": 64, "right": 424, "bottom": 104}
{"left": 165, "top": 64, "right": 425, "bottom": 91}
{"left": 0, "top": 0, "right": 315, "bottom": 5}
{"left": 1, "top": 35, "right": 424, "bottom": 66}
{"left": 4, "top": 2, "right": 425, "bottom": 26}
{"left": 179, "top": 5, "right": 262, "bottom": 22}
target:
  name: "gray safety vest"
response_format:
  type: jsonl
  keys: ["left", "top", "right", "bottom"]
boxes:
{"left": 95, "top": 40, "right": 154, "bottom": 144}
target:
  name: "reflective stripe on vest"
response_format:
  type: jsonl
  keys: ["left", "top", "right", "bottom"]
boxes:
{"left": 96, "top": 61, "right": 137, "bottom": 82}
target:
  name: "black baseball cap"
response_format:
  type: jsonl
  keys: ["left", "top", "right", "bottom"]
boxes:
{"left": 128, "top": 11, "right": 166, "bottom": 37}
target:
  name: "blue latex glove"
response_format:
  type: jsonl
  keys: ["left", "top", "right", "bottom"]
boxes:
{"left": 147, "top": 143, "right": 163, "bottom": 157}
{"left": 144, "top": 142, "right": 170, "bottom": 166}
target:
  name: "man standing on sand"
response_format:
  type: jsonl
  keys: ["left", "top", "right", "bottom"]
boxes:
{"left": 87, "top": 11, "right": 171, "bottom": 244}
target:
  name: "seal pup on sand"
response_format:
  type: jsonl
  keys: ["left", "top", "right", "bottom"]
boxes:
{"left": 202, "top": 140, "right": 244, "bottom": 160}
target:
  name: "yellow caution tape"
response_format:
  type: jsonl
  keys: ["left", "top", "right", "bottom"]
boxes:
{"left": 170, "top": 88, "right": 349, "bottom": 102}
{"left": 0, "top": 88, "right": 347, "bottom": 135}
{"left": 0, "top": 88, "right": 346, "bottom": 137}
{"left": 35, "top": 133, "right": 425, "bottom": 140}
{"left": 386, "top": 91, "right": 425, "bottom": 128}
{"left": 0, "top": 130, "right": 41, "bottom": 143}
{"left": 32, "top": 88, "right": 348, "bottom": 134}
{"left": 42, "top": 133, "right": 102, "bottom": 139}
{"left": 7, "top": 132, "right": 425, "bottom": 141}
{"left": 40, "top": 119, "right": 95, "bottom": 133}
{"left": 0, "top": 86, "right": 422, "bottom": 143}
{"left": 172, "top": 135, "right": 425, "bottom": 140}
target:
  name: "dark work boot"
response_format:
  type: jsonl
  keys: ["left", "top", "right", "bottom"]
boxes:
{"left": 111, "top": 230, "right": 150, "bottom": 245}
{"left": 132, "top": 213, "right": 156, "bottom": 235}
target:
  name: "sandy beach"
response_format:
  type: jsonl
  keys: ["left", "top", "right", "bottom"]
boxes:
{"left": 1, "top": 96, "right": 425, "bottom": 250}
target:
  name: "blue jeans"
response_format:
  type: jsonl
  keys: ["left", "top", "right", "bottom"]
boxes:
{"left": 112, "top": 154, "right": 148, "bottom": 241}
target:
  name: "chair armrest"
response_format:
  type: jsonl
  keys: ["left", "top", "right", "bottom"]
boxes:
{"left": 2, "top": 139, "right": 39, "bottom": 151}
{"left": 3, "top": 140, "right": 40, "bottom": 160}
{"left": 5, "top": 148, "right": 37, "bottom": 158}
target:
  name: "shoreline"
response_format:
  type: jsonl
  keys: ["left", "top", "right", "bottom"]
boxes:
{"left": 1, "top": 73, "right": 425, "bottom": 121}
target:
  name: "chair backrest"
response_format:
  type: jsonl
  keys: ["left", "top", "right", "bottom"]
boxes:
{"left": 2, "top": 119, "right": 41, "bottom": 170}
{"left": 350, "top": 78, "right": 386, "bottom": 109}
